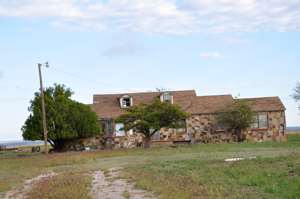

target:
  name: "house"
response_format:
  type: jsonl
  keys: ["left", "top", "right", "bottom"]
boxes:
{"left": 91, "top": 90, "right": 286, "bottom": 148}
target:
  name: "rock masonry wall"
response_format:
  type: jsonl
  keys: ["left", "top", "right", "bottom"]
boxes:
{"left": 109, "top": 111, "right": 286, "bottom": 149}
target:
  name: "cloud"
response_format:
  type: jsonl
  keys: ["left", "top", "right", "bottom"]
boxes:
{"left": 221, "top": 36, "right": 250, "bottom": 45}
{"left": 200, "top": 52, "right": 223, "bottom": 59}
{"left": 0, "top": 0, "right": 300, "bottom": 34}
{"left": 102, "top": 39, "right": 145, "bottom": 57}
{"left": 180, "top": 0, "right": 300, "bottom": 33}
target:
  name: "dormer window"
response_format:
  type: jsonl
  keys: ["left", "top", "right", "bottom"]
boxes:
{"left": 160, "top": 92, "right": 173, "bottom": 103}
{"left": 120, "top": 95, "right": 133, "bottom": 108}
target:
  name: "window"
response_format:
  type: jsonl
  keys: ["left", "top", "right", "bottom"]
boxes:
{"left": 115, "top": 123, "right": 125, "bottom": 136}
{"left": 177, "top": 119, "right": 187, "bottom": 133}
{"left": 280, "top": 124, "right": 285, "bottom": 135}
{"left": 258, "top": 114, "right": 268, "bottom": 128}
{"left": 122, "top": 98, "right": 131, "bottom": 107}
{"left": 151, "top": 131, "right": 160, "bottom": 141}
{"left": 160, "top": 92, "right": 173, "bottom": 103}
{"left": 251, "top": 115, "right": 259, "bottom": 129}
{"left": 251, "top": 113, "right": 268, "bottom": 129}
{"left": 120, "top": 95, "right": 132, "bottom": 108}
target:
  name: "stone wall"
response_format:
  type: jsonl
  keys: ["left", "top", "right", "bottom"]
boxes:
{"left": 186, "top": 111, "right": 286, "bottom": 143}
{"left": 112, "top": 133, "right": 144, "bottom": 148}
{"left": 159, "top": 127, "right": 189, "bottom": 141}
{"left": 186, "top": 114, "right": 236, "bottom": 143}
{"left": 105, "top": 110, "right": 286, "bottom": 149}
{"left": 245, "top": 111, "right": 286, "bottom": 142}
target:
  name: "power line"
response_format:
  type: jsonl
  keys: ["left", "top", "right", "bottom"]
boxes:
{"left": 50, "top": 67, "right": 114, "bottom": 87}
{"left": 50, "top": 66, "right": 139, "bottom": 93}
{"left": 0, "top": 85, "right": 36, "bottom": 91}
{"left": 0, "top": 98, "right": 30, "bottom": 102}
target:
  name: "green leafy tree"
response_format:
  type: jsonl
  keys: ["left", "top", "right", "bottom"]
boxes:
{"left": 217, "top": 100, "right": 254, "bottom": 142}
{"left": 116, "top": 99, "right": 188, "bottom": 148}
{"left": 292, "top": 82, "right": 300, "bottom": 110}
{"left": 22, "top": 84, "right": 100, "bottom": 151}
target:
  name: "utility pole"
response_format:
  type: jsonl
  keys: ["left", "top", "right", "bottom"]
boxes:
{"left": 38, "top": 62, "right": 49, "bottom": 154}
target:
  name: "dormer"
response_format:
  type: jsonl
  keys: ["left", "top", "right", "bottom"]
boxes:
{"left": 120, "top": 95, "right": 133, "bottom": 108}
{"left": 160, "top": 92, "right": 173, "bottom": 104}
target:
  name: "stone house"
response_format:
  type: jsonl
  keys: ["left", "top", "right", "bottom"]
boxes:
{"left": 91, "top": 90, "right": 286, "bottom": 148}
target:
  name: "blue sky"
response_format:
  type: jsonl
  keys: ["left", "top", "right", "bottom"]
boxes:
{"left": 0, "top": 0, "right": 300, "bottom": 140}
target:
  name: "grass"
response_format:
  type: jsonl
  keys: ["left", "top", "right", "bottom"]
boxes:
{"left": 27, "top": 172, "right": 91, "bottom": 199}
{"left": 123, "top": 190, "right": 131, "bottom": 199}
{"left": 0, "top": 134, "right": 300, "bottom": 199}
{"left": 287, "top": 133, "right": 300, "bottom": 142}
{"left": 124, "top": 154, "right": 300, "bottom": 199}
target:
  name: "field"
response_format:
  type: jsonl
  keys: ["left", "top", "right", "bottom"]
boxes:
{"left": 1, "top": 134, "right": 300, "bottom": 199}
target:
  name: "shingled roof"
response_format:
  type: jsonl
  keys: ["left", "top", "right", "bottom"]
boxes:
{"left": 92, "top": 90, "right": 196, "bottom": 119}
{"left": 236, "top": 97, "right": 286, "bottom": 112}
{"left": 91, "top": 90, "right": 285, "bottom": 119}
{"left": 187, "top": 95, "right": 234, "bottom": 114}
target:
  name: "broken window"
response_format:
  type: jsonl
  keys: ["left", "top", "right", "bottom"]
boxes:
{"left": 251, "top": 113, "right": 268, "bottom": 129}
{"left": 115, "top": 123, "right": 125, "bottom": 137}
{"left": 120, "top": 95, "right": 132, "bottom": 108}
{"left": 122, "top": 98, "right": 131, "bottom": 107}
{"left": 151, "top": 131, "right": 160, "bottom": 141}
{"left": 160, "top": 92, "right": 173, "bottom": 103}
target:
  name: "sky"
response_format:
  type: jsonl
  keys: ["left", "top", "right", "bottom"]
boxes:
{"left": 0, "top": 0, "right": 300, "bottom": 140}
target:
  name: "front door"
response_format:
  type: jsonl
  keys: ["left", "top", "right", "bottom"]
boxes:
{"left": 100, "top": 119, "right": 114, "bottom": 149}
{"left": 100, "top": 119, "right": 114, "bottom": 138}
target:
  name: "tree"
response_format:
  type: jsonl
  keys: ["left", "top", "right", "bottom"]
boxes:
{"left": 217, "top": 100, "right": 254, "bottom": 142}
{"left": 116, "top": 99, "right": 188, "bottom": 148}
{"left": 22, "top": 84, "right": 100, "bottom": 151}
{"left": 292, "top": 82, "right": 300, "bottom": 110}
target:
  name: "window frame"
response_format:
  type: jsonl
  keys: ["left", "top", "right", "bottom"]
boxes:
{"left": 151, "top": 130, "right": 161, "bottom": 141}
{"left": 251, "top": 112, "right": 269, "bottom": 130}
{"left": 120, "top": 95, "right": 133, "bottom": 108}
{"left": 160, "top": 92, "right": 173, "bottom": 104}
{"left": 258, "top": 113, "right": 268, "bottom": 129}
{"left": 177, "top": 119, "right": 187, "bottom": 133}
{"left": 115, "top": 123, "right": 125, "bottom": 137}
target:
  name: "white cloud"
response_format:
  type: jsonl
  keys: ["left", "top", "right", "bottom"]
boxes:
{"left": 102, "top": 39, "right": 145, "bottom": 57}
{"left": 221, "top": 36, "right": 250, "bottom": 45}
{"left": 200, "top": 52, "right": 223, "bottom": 59}
{"left": 0, "top": 0, "right": 300, "bottom": 34}
{"left": 180, "top": 0, "right": 300, "bottom": 33}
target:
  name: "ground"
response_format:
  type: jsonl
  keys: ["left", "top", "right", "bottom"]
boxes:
{"left": 0, "top": 134, "right": 300, "bottom": 199}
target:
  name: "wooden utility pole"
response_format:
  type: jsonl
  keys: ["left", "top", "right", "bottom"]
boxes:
{"left": 38, "top": 63, "right": 49, "bottom": 154}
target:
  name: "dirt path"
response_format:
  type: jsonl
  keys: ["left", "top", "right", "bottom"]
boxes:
{"left": 91, "top": 168, "right": 154, "bottom": 199}
{"left": 2, "top": 172, "right": 57, "bottom": 199}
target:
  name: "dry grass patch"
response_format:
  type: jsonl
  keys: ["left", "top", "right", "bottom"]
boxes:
{"left": 26, "top": 172, "right": 91, "bottom": 199}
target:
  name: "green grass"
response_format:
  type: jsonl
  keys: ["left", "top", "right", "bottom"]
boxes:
{"left": 0, "top": 134, "right": 300, "bottom": 199}
{"left": 124, "top": 154, "right": 300, "bottom": 199}
{"left": 288, "top": 133, "right": 300, "bottom": 142}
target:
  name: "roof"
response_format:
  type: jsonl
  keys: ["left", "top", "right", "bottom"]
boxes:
{"left": 91, "top": 90, "right": 286, "bottom": 119}
{"left": 187, "top": 95, "right": 234, "bottom": 114}
{"left": 236, "top": 97, "right": 286, "bottom": 112}
{"left": 92, "top": 90, "right": 196, "bottom": 119}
